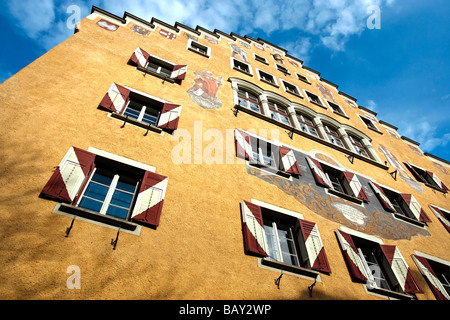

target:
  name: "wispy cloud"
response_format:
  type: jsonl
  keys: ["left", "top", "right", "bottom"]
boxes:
{"left": 400, "top": 120, "right": 450, "bottom": 153}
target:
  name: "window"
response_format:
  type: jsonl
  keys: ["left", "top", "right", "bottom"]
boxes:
{"left": 272, "top": 54, "right": 284, "bottom": 64}
{"left": 98, "top": 83, "right": 182, "bottom": 132}
{"left": 232, "top": 59, "right": 252, "bottom": 76}
{"left": 130, "top": 47, "right": 187, "bottom": 82}
{"left": 237, "top": 88, "right": 261, "bottom": 113}
{"left": 429, "top": 205, "right": 450, "bottom": 233}
{"left": 328, "top": 101, "right": 346, "bottom": 116}
{"left": 296, "top": 73, "right": 311, "bottom": 84}
{"left": 297, "top": 113, "right": 319, "bottom": 137}
{"left": 187, "top": 39, "right": 210, "bottom": 58}
{"left": 369, "top": 181, "right": 431, "bottom": 225}
{"left": 257, "top": 70, "right": 278, "bottom": 86}
{"left": 250, "top": 139, "right": 275, "bottom": 168}
{"left": 323, "top": 124, "right": 345, "bottom": 148}
{"left": 412, "top": 253, "right": 450, "bottom": 300}
{"left": 240, "top": 200, "right": 331, "bottom": 276}
{"left": 307, "top": 157, "right": 369, "bottom": 203}
{"left": 282, "top": 81, "right": 302, "bottom": 97}
{"left": 349, "top": 135, "right": 372, "bottom": 160}
{"left": 268, "top": 101, "right": 292, "bottom": 126}
{"left": 305, "top": 91, "right": 324, "bottom": 107}
{"left": 276, "top": 64, "right": 290, "bottom": 75}
{"left": 405, "top": 162, "right": 449, "bottom": 192}
{"left": 40, "top": 147, "right": 169, "bottom": 229}
{"left": 254, "top": 54, "right": 268, "bottom": 64}
{"left": 359, "top": 115, "right": 379, "bottom": 131}
{"left": 336, "top": 229, "right": 423, "bottom": 299}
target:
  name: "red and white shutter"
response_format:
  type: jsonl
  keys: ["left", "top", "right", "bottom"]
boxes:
{"left": 379, "top": 245, "right": 423, "bottom": 294}
{"left": 343, "top": 172, "right": 369, "bottom": 202}
{"left": 412, "top": 255, "right": 450, "bottom": 300}
{"left": 171, "top": 65, "right": 188, "bottom": 81}
{"left": 430, "top": 205, "right": 450, "bottom": 233}
{"left": 401, "top": 194, "right": 431, "bottom": 223}
{"left": 131, "top": 171, "right": 168, "bottom": 228}
{"left": 235, "top": 129, "right": 254, "bottom": 161}
{"left": 298, "top": 220, "right": 331, "bottom": 273}
{"left": 240, "top": 201, "right": 268, "bottom": 257}
{"left": 98, "top": 83, "right": 130, "bottom": 114}
{"left": 369, "top": 181, "right": 396, "bottom": 212}
{"left": 306, "top": 157, "right": 331, "bottom": 188}
{"left": 130, "top": 47, "right": 150, "bottom": 68}
{"left": 279, "top": 146, "right": 301, "bottom": 175}
{"left": 426, "top": 170, "right": 449, "bottom": 192}
{"left": 404, "top": 162, "right": 426, "bottom": 183}
{"left": 157, "top": 103, "right": 181, "bottom": 131}
{"left": 335, "top": 230, "right": 368, "bottom": 282}
{"left": 40, "top": 147, "right": 96, "bottom": 204}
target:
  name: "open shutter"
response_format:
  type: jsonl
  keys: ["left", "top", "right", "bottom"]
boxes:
{"left": 40, "top": 147, "right": 95, "bottom": 204}
{"left": 379, "top": 245, "right": 423, "bottom": 294}
{"left": 279, "top": 146, "right": 301, "bottom": 175}
{"left": 426, "top": 170, "right": 449, "bottom": 192}
{"left": 131, "top": 171, "right": 168, "bottom": 228}
{"left": 369, "top": 181, "right": 396, "bottom": 212}
{"left": 99, "top": 83, "right": 130, "bottom": 113}
{"left": 306, "top": 157, "right": 331, "bottom": 188}
{"left": 401, "top": 194, "right": 431, "bottom": 223}
{"left": 240, "top": 201, "right": 268, "bottom": 257}
{"left": 298, "top": 220, "right": 331, "bottom": 273}
{"left": 412, "top": 255, "right": 450, "bottom": 300}
{"left": 343, "top": 172, "right": 369, "bottom": 202}
{"left": 157, "top": 103, "right": 181, "bottom": 131}
{"left": 171, "top": 65, "right": 188, "bottom": 81}
{"left": 430, "top": 205, "right": 450, "bottom": 233}
{"left": 404, "top": 162, "right": 426, "bottom": 183}
{"left": 235, "top": 129, "right": 254, "bottom": 161}
{"left": 130, "top": 47, "right": 150, "bottom": 68}
{"left": 335, "top": 230, "right": 368, "bottom": 282}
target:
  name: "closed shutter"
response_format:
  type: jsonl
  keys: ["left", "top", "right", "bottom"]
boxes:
{"left": 401, "top": 194, "right": 431, "bottom": 223}
{"left": 130, "top": 47, "right": 150, "bottom": 68}
{"left": 306, "top": 157, "right": 331, "bottom": 188}
{"left": 131, "top": 171, "right": 168, "bottom": 228}
{"left": 379, "top": 245, "right": 423, "bottom": 294}
{"left": 98, "top": 83, "right": 130, "bottom": 113}
{"left": 171, "top": 65, "right": 188, "bottom": 81}
{"left": 343, "top": 172, "right": 369, "bottom": 201}
{"left": 412, "top": 255, "right": 450, "bottom": 300}
{"left": 40, "top": 147, "right": 95, "bottom": 204}
{"left": 240, "top": 201, "right": 268, "bottom": 257}
{"left": 298, "top": 220, "right": 331, "bottom": 273}
{"left": 235, "top": 129, "right": 254, "bottom": 161}
{"left": 426, "top": 170, "right": 449, "bottom": 192}
{"left": 157, "top": 103, "right": 181, "bottom": 131}
{"left": 369, "top": 181, "right": 396, "bottom": 212}
{"left": 335, "top": 230, "right": 368, "bottom": 282}
{"left": 430, "top": 205, "right": 450, "bottom": 233}
{"left": 279, "top": 146, "right": 301, "bottom": 175}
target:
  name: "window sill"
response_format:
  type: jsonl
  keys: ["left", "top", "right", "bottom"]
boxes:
{"left": 261, "top": 258, "right": 320, "bottom": 279}
{"left": 367, "top": 126, "right": 383, "bottom": 135}
{"left": 255, "top": 59, "right": 269, "bottom": 66}
{"left": 136, "top": 66, "right": 176, "bottom": 84}
{"left": 333, "top": 111, "right": 350, "bottom": 120}
{"left": 424, "top": 182, "right": 448, "bottom": 194}
{"left": 111, "top": 113, "right": 163, "bottom": 134}
{"left": 367, "top": 286, "right": 414, "bottom": 300}
{"left": 260, "top": 78, "right": 280, "bottom": 89}
{"left": 234, "top": 105, "right": 389, "bottom": 170}
{"left": 393, "top": 213, "right": 425, "bottom": 228}
{"left": 285, "top": 90, "right": 304, "bottom": 99}
{"left": 233, "top": 66, "right": 253, "bottom": 77}
{"left": 328, "top": 189, "right": 363, "bottom": 205}
{"left": 187, "top": 47, "right": 210, "bottom": 59}
{"left": 248, "top": 162, "right": 293, "bottom": 179}
{"left": 57, "top": 203, "right": 139, "bottom": 232}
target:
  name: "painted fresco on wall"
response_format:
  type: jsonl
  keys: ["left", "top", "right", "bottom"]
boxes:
{"left": 316, "top": 83, "right": 336, "bottom": 103}
{"left": 408, "top": 145, "right": 423, "bottom": 156}
{"left": 205, "top": 35, "right": 218, "bottom": 44}
{"left": 239, "top": 41, "right": 251, "bottom": 50}
{"left": 159, "top": 29, "right": 176, "bottom": 39}
{"left": 288, "top": 59, "right": 300, "bottom": 68}
{"left": 97, "top": 19, "right": 118, "bottom": 31}
{"left": 229, "top": 43, "right": 248, "bottom": 63}
{"left": 183, "top": 32, "right": 198, "bottom": 41}
{"left": 131, "top": 24, "right": 150, "bottom": 36}
{"left": 378, "top": 145, "right": 423, "bottom": 193}
{"left": 187, "top": 71, "right": 223, "bottom": 109}
{"left": 344, "top": 99, "right": 357, "bottom": 108}
{"left": 246, "top": 164, "right": 430, "bottom": 241}
{"left": 254, "top": 43, "right": 265, "bottom": 51}
{"left": 433, "top": 162, "right": 449, "bottom": 175}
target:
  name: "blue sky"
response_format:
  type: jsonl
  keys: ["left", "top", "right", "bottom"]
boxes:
{"left": 1, "top": 0, "right": 449, "bottom": 161}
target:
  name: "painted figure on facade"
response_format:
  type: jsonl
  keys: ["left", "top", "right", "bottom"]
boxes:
{"left": 229, "top": 43, "right": 248, "bottom": 63}
{"left": 187, "top": 71, "right": 223, "bottom": 109}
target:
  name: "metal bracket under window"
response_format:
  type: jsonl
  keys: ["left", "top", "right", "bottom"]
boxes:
{"left": 232, "top": 107, "right": 239, "bottom": 117}
{"left": 65, "top": 216, "right": 76, "bottom": 238}
{"left": 308, "top": 278, "right": 317, "bottom": 297}
{"left": 111, "top": 228, "right": 121, "bottom": 250}
{"left": 274, "top": 272, "right": 283, "bottom": 290}
{"left": 389, "top": 170, "right": 398, "bottom": 180}
{"left": 286, "top": 128, "right": 294, "bottom": 140}
{"left": 121, "top": 115, "right": 129, "bottom": 128}
{"left": 346, "top": 155, "right": 354, "bottom": 164}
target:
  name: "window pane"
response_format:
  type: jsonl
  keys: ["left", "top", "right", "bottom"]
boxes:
{"left": 264, "top": 224, "right": 280, "bottom": 261}
{"left": 109, "top": 190, "right": 134, "bottom": 209}
{"left": 106, "top": 206, "right": 129, "bottom": 220}
{"left": 78, "top": 197, "right": 103, "bottom": 213}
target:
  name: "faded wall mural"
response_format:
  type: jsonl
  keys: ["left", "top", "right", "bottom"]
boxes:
{"left": 187, "top": 71, "right": 223, "bottom": 109}
{"left": 245, "top": 151, "right": 430, "bottom": 240}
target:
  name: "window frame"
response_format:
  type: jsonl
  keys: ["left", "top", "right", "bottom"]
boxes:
{"left": 254, "top": 53, "right": 269, "bottom": 65}
{"left": 187, "top": 39, "right": 211, "bottom": 58}
{"left": 296, "top": 73, "right": 311, "bottom": 84}
{"left": 296, "top": 112, "right": 319, "bottom": 138}
{"left": 237, "top": 87, "right": 262, "bottom": 114}
{"left": 281, "top": 80, "right": 303, "bottom": 98}
{"left": 359, "top": 115, "right": 381, "bottom": 132}
{"left": 256, "top": 69, "right": 279, "bottom": 87}
{"left": 304, "top": 90, "right": 325, "bottom": 108}
{"left": 323, "top": 124, "right": 346, "bottom": 149}
{"left": 412, "top": 251, "right": 450, "bottom": 300}
{"left": 327, "top": 100, "right": 348, "bottom": 118}
{"left": 267, "top": 100, "right": 292, "bottom": 126}
{"left": 275, "top": 64, "right": 290, "bottom": 76}
{"left": 405, "top": 162, "right": 449, "bottom": 193}
{"left": 231, "top": 58, "right": 253, "bottom": 77}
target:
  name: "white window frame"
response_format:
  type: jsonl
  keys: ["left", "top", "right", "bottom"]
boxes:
{"left": 304, "top": 90, "right": 325, "bottom": 108}
{"left": 253, "top": 53, "right": 268, "bottom": 64}
{"left": 144, "top": 54, "right": 176, "bottom": 78}
{"left": 187, "top": 39, "right": 211, "bottom": 58}
{"left": 296, "top": 73, "right": 311, "bottom": 84}
{"left": 230, "top": 57, "right": 253, "bottom": 76}
{"left": 256, "top": 68, "right": 279, "bottom": 87}
{"left": 275, "top": 64, "right": 290, "bottom": 75}
{"left": 327, "top": 100, "right": 347, "bottom": 117}
{"left": 281, "top": 80, "right": 303, "bottom": 97}
{"left": 358, "top": 115, "right": 380, "bottom": 131}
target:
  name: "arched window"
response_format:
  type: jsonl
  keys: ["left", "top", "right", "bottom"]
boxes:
{"left": 296, "top": 112, "right": 319, "bottom": 137}
{"left": 237, "top": 88, "right": 261, "bottom": 113}
{"left": 323, "top": 123, "right": 346, "bottom": 148}
{"left": 349, "top": 134, "right": 373, "bottom": 160}
{"left": 268, "top": 101, "right": 292, "bottom": 126}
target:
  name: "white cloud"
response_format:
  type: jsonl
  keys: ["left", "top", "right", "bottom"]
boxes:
{"left": 400, "top": 120, "right": 450, "bottom": 153}
{"left": 366, "top": 100, "right": 378, "bottom": 111}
